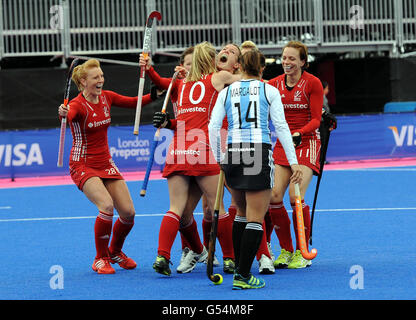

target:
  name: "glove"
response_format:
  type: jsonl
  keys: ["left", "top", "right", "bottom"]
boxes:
{"left": 322, "top": 111, "right": 337, "bottom": 131}
{"left": 150, "top": 85, "right": 166, "bottom": 101}
{"left": 292, "top": 132, "right": 302, "bottom": 147}
{"left": 153, "top": 111, "right": 170, "bottom": 128}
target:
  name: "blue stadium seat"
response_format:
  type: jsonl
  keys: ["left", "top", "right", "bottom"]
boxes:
{"left": 384, "top": 101, "right": 416, "bottom": 113}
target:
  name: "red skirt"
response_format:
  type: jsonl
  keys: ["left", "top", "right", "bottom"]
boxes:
{"left": 162, "top": 136, "right": 220, "bottom": 178}
{"left": 162, "top": 163, "right": 220, "bottom": 178}
{"left": 69, "top": 159, "right": 123, "bottom": 190}
{"left": 273, "top": 138, "right": 321, "bottom": 174}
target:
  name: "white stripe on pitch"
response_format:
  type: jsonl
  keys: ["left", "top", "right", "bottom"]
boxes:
{"left": 340, "top": 168, "right": 416, "bottom": 172}
{"left": 0, "top": 213, "right": 182, "bottom": 222}
{"left": 1, "top": 207, "right": 416, "bottom": 223}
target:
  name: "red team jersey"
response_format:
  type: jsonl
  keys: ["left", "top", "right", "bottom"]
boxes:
{"left": 163, "top": 73, "right": 220, "bottom": 177}
{"left": 66, "top": 90, "right": 151, "bottom": 189}
{"left": 268, "top": 71, "right": 323, "bottom": 173}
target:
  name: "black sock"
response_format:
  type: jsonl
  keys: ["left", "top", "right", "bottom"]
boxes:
{"left": 232, "top": 216, "right": 247, "bottom": 270}
{"left": 237, "top": 222, "right": 263, "bottom": 278}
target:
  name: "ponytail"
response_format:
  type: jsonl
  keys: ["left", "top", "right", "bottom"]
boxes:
{"left": 239, "top": 49, "right": 264, "bottom": 78}
{"left": 187, "top": 41, "right": 216, "bottom": 82}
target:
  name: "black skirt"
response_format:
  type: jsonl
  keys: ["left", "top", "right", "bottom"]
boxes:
{"left": 221, "top": 143, "right": 274, "bottom": 191}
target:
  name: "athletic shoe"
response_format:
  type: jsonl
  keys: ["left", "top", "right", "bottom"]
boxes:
{"left": 176, "top": 247, "right": 208, "bottom": 273}
{"left": 110, "top": 251, "right": 137, "bottom": 270}
{"left": 92, "top": 257, "right": 116, "bottom": 274}
{"left": 153, "top": 255, "right": 172, "bottom": 276}
{"left": 203, "top": 254, "right": 220, "bottom": 267}
{"left": 232, "top": 273, "right": 265, "bottom": 290}
{"left": 258, "top": 254, "right": 275, "bottom": 274}
{"left": 287, "top": 250, "right": 312, "bottom": 269}
{"left": 274, "top": 248, "right": 294, "bottom": 269}
{"left": 267, "top": 242, "right": 275, "bottom": 261}
{"left": 223, "top": 258, "right": 235, "bottom": 274}
{"left": 177, "top": 247, "right": 190, "bottom": 271}
{"left": 176, "top": 247, "right": 194, "bottom": 272}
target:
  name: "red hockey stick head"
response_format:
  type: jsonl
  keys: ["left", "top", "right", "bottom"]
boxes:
{"left": 146, "top": 11, "right": 162, "bottom": 27}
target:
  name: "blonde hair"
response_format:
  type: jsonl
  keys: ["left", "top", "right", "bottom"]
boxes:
{"left": 187, "top": 41, "right": 217, "bottom": 82}
{"left": 72, "top": 59, "right": 101, "bottom": 91}
{"left": 240, "top": 41, "right": 265, "bottom": 69}
{"left": 240, "top": 40, "right": 257, "bottom": 51}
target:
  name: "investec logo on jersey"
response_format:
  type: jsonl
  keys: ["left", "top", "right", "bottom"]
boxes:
{"left": 88, "top": 118, "right": 111, "bottom": 128}
{"left": 284, "top": 103, "right": 308, "bottom": 109}
{"left": 0, "top": 143, "right": 43, "bottom": 167}
{"left": 389, "top": 125, "right": 416, "bottom": 146}
{"left": 177, "top": 106, "right": 207, "bottom": 116}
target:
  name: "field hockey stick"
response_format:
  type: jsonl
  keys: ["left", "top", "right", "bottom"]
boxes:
{"left": 309, "top": 129, "right": 331, "bottom": 245}
{"left": 133, "top": 10, "right": 162, "bottom": 135}
{"left": 140, "top": 71, "right": 179, "bottom": 197}
{"left": 207, "top": 170, "right": 225, "bottom": 285}
{"left": 294, "top": 183, "right": 317, "bottom": 260}
{"left": 57, "top": 58, "right": 80, "bottom": 167}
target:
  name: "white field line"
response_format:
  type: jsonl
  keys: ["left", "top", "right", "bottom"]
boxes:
{"left": 334, "top": 168, "right": 416, "bottom": 171}
{"left": 0, "top": 207, "right": 415, "bottom": 222}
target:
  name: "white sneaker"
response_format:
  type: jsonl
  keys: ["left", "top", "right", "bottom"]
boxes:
{"left": 258, "top": 254, "right": 275, "bottom": 274}
{"left": 267, "top": 242, "right": 275, "bottom": 261}
{"left": 176, "top": 247, "right": 208, "bottom": 273}
{"left": 203, "top": 254, "right": 220, "bottom": 267}
{"left": 176, "top": 247, "right": 190, "bottom": 272}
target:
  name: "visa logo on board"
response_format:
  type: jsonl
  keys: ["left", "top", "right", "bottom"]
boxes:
{"left": 389, "top": 125, "right": 416, "bottom": 147}
{"left": 0, "top": 143, "right": 44, "bottom": 167}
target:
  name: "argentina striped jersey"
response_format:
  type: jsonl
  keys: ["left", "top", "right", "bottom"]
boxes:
{"left": 208, "top": 79, "right": 297, "bottom": 165}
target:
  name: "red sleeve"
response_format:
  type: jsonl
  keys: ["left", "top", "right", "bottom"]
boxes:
{"left": 105, "top": 90, "right": 137, "bottom": 109}
{"left": 105, "top": 91, "right": 153, "bottom": 108}
{"left": 147, "top": 66, "right": 172, "bottom": 90}
{"left": 298, "top": 78, "right": 323, "bottom": 135}
{"left": 66, "top": 100, "right": 84, "bottom": 122}
{"left": 141, "top": 94, "right": 153, "bottom": 106}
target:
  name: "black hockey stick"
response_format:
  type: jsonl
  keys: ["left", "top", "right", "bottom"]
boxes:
{"left": 309, "top": 128, "right": 331, "bottom": 245}
{"left": 207, "top": 170, "right": 225, "bottom": 285}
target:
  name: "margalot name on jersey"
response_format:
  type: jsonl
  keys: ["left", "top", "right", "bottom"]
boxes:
{"left": 230, "top": 86, "right": 260, "bottom": 97}
{"left": 0, "top": 143, "right": 44, "bottom": 167}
